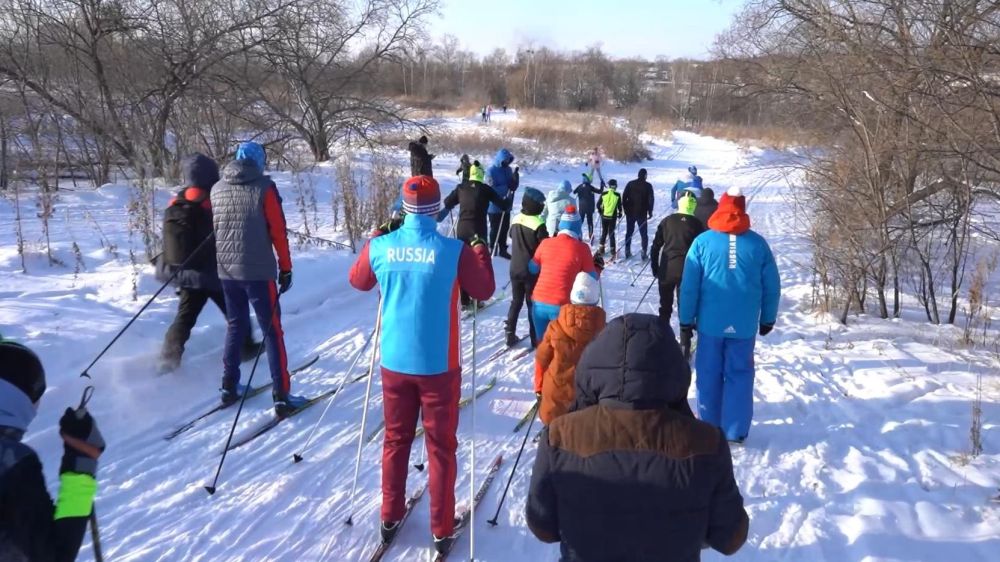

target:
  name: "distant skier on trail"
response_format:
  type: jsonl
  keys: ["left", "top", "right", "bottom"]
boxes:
{"left": 597, "top": 179, "right": 622, "bottom": 258}
{"left": 650, "top": 191, "right": 705, "bottom": 326}
{"left": 506, "top": 187, "right": 549, "bottom": 347}
{"left": 348, "top": 175, "right": 496, "bottom": 555}
{"left": 455, "top": 153, "right": 472, "bottom": 183}
{"left": 528, "top": 207, "right": 599, "bottom": 339}
{"left": 694, "top": 186, "right": 719, "bottom": 225}
{"left": 533, "top": 272, "right": 605, "bottom": 425}
{"left": 526, "top": 314, "right": 750, "bottom": 562}
{"left": 156, "top": 153, "right": 260, "bottom": 373}
{"left": 586, "top": 146, "right": 605, "bottom": 186}
{"left": 0, "top": 339, "right": 107, "bottom": 562}
{"left": 679, "top": 186, "right": 781, "bottom": 444}
{"left": 211, "top": 141, "right": 304, "bottom": 417}
{"left": 437, "top": 161, "right": 512, "bottom": 308}
{"left": 486, "top": 148, "right": 519, "bottom": 259}
{"left": 408, "top": 135, "right": 434, "bottom": 177}
{"left": 573, "top": 172, "right": 603, "bottom": 241}
{"left": 671, "top": 165, "right": 703, "bottom": 210}
{"left": 622, "top": 168, "right": 655, "bottom": 260}
{"left": 542, "top": 180, "right": 576, "bottom": 238}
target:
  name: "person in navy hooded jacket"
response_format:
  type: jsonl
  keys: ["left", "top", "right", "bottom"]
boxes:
{"left": 679, "top": 186, "right": 780, "bottom": 443}
{"left": 486, "top": 148, "right": 519, "bottom": 258}
{"left": 349, "top": 175, "right": 495, "bottom": 554}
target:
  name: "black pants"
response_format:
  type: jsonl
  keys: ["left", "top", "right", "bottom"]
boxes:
{"left": 625, "top": 216, "right": 649, "bottom": 255}
{"left": 162, "top": 288, "right": 227, "bottom": 360}
{"left": 488, "top": 212, "right": 510, "bottom": 255}
{"left": 600, "top": 217, "right": 617, "bottom": 252}
{"left": 582, "top": 211, "right": 595, "bottom": 240}
{"left": 506, "top": 278, "right": 538, "bottom": 345}
{"left": 456, "top": 231, "right": 477, "bottom": 306}
{"left": 658, "top": 278, "right": 682, "bottom": 321}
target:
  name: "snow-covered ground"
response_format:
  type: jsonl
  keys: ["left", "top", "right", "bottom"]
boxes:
{"left": 1, "top": 116, "right": 998, "bottom": 561}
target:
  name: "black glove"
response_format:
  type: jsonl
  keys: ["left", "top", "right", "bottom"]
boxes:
{"left": 651, "top": 263, "right": 659, "bottom": 277}
{"left": 680, "top": 324, "right": 695, "bottom": 340}
{"left": 600, "top": 180, "right": 606, "bottom": 188}
{"left": 593, "top": 253, "right": 605, "bottom": 271}
{"left": 535, "top": 391, "right": 542, "bottom": 401}
{"left": 648, "top": 212, "right": 653, "bottom": 220}
{"left": 59, "top": 408, "right": 105, "bottom": 476}
{"left": 278, "top": 270, "right": 293, "bottom": 294}
{"left": 759, "top": 324, "right": 774, "bottom": 336}
{"left": 468, "top": 234, "right": 487, "bottom": 249}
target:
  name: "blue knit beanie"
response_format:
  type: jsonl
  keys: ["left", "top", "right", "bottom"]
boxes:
{"left": 560, "top": 179, "right": 573, "bottom": 193}
{"left": 235, "top": 142, "right": 266, "bottom": 171}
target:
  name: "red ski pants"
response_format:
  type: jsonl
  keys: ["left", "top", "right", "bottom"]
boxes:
{"left": 380, "top": 368, "right": 460, "bottom": 537}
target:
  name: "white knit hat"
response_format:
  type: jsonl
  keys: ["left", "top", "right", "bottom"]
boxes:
{"left": 726, "top": 186, "right": 743, "bottom": 197}
{"left": 570, "top": 272, "right": 600, "bottom": 305}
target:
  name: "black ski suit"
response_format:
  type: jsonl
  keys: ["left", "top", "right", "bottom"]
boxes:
{"left": 573, "top": 182, "right": 603, "bottom": 240}
{"left": 622, "top": 173, "right": 655, "bottom": 258}
{"left": 439, "top": 179, "right": 512, "bottom": 305}
{"left": 650, "top": 213, "right": 705, "bottom": 320}
{"left": 506, "top": 198, "right": 549, "bottom": 345}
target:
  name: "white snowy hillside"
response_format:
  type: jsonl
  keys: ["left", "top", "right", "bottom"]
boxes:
{"left": 0, "top": 113, "right": 998, "bottom": 562}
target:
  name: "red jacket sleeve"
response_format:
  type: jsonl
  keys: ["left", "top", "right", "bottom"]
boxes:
{"left": 263, "top": 185, "right": 292, "bottom": 271}
{"left": 580, "top": 244, "right": 598, "bottom": 278}
{"left": 349, "top": 240, "right": 377, "bottom": 291}
{"left": 458, "top": 244, "right": 495, "bottom": 301}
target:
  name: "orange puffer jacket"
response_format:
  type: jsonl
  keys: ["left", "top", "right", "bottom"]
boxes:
{"left": 534, "top": 303, "right": 607, "bottom": 425}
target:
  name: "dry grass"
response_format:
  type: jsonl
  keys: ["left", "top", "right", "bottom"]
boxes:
{"left": 697, "top": 123, "right": 814, "bottom": 150}
{"left": 507, "top": 110, "right": 652, "bottom": 162}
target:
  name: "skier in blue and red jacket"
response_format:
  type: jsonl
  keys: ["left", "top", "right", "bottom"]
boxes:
{"left": 211, "top": 141, "right": 303, "bottom": 417}
{"left": 679, "top": 186, "right": 780, "bottom": 444}
{"left": 349, "top": 175, "right": 495, "bottom": 555}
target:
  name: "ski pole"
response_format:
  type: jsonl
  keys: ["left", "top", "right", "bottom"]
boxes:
{"left": 487, "top": 399, "right": 539, "bottom": 527}
{"left": 635, "top": 277, "right": 657, "bottom": 313}
{"left": 284, "top": 228, "right": 352, "bottom": 250}
{"left": 205, "top": 293, "right": 281, "bottom": 495}
{"left": 470, "top": 299, "right": 479, "bottom": 561}
{"left": 72, "top": 386, "right": 104, "bottom": 561}
{"left": 292, "top": 307, "right": 381, "bottom": 463}
{"left": 413, "top": 409, "right": 425, "bottom": 471}
{"left": 345, "top": 297, "right": 384, "bottom": 525}
{"left": 80, "top": 233, "right": 215, "bottom": 378}
{"left": 630, "top": 259, "right": 651, "bottom": 286}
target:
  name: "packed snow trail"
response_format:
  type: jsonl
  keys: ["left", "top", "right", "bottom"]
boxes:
{"left": 0, "top": 126, "right": 997, "bottom": 561}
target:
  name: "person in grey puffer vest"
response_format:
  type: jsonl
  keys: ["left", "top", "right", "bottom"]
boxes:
{"left": 212, "top": 141, "right": 304, "bottom": 417}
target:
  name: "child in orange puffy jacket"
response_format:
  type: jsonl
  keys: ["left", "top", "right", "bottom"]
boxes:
{"left": 534, "top": 272, "right": 607, "bottom": 425}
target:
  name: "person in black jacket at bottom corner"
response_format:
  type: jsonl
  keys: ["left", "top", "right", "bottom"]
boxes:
{"left": 0, "top": 339, "right": 106, "bottom": 562}
{"left": 526, "top": 314, "right": 749, "bottom": 562}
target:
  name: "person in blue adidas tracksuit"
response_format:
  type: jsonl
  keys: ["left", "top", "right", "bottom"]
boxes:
{"left": 486, "top": 148, "right": 519, "bottom": 258}
{"left": 679, "top": 186, "right": 780, "bottom": 443}
{"left": 349, "top": 175, "right": 495, "bottom": 555}
{"left": 671, "top": 165, "right": 703, "bottom": 210}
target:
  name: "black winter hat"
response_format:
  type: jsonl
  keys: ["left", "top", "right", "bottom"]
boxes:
{"left": 419, "top": 135, "right": 428, "bottom": 145}
{"left": 182, "top": 153, "right": 220, "bottom": 190}
{"left": 0, "top": 340, "right": 46, "bottom": 403}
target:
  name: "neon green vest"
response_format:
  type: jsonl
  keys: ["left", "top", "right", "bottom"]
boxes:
{"left": 600, "top": 190, "right": 620, "bottom": 218}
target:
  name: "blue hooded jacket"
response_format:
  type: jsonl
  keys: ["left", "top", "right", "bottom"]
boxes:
{"left": 487, "top": 148, "right": 516, "bottom": 214}
{"left": 678, "top": 229, "right": 780, "bottom": 339}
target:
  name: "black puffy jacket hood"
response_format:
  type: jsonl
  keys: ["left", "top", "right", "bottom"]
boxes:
{"left": 182, "top": 153, "right": 220, "bottom": 190}
{"left": 571, "top": 313, "right": 692, "bottom": 415}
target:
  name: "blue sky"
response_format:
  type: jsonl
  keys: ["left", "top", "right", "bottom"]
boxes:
{"left": 430, "top": 0, "right": 744, "bottom": 60}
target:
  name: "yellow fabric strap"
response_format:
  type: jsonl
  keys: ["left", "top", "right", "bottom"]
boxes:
{"left": 512, "top": 213, "right": 544, "bottom": 230}
{"left": 54, "top": 473, "right": 97, "bottom": 520}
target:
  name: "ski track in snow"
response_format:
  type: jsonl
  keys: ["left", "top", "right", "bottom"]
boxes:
{"left": 1, "top": 116, "right": 998, "bottom": 561}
